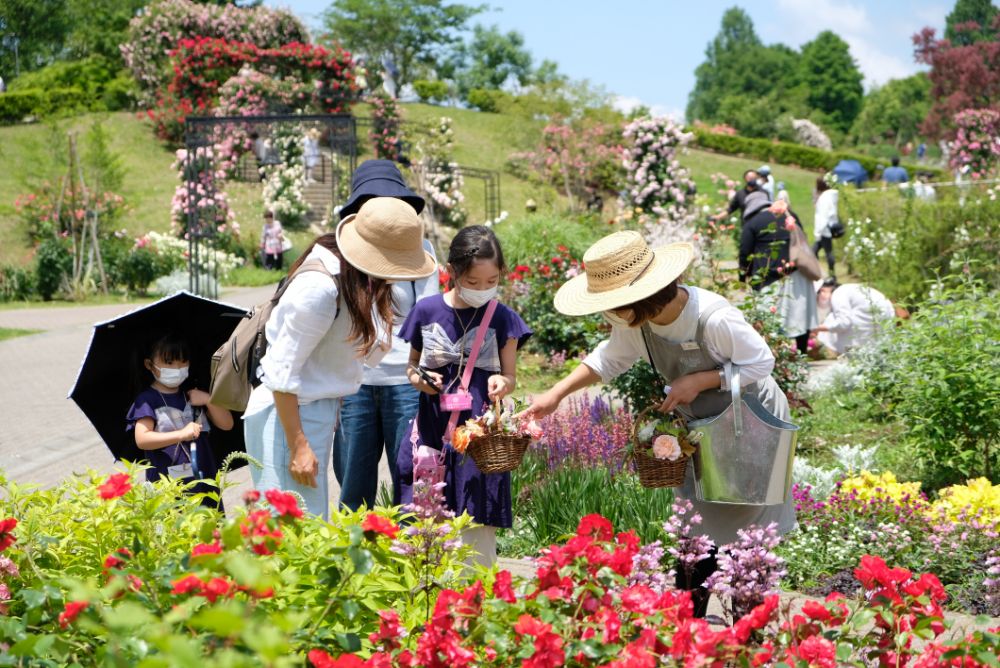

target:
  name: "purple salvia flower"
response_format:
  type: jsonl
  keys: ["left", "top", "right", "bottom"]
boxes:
{"left": 707, "top": 522, "right": 786, "bottom": 621}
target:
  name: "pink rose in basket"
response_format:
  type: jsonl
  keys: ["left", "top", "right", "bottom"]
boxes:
{"left": 522, "top": 418, "right": 544, "bottom": 441}
{"left": 652, "top": 434, "right": 682, "bottom": 461}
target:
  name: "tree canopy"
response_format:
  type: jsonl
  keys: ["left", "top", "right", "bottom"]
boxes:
{"left": 322, "top": 0, "right": 485, "bottom": 97}
{"left": 945, "top": 0, "right": 999, "bottom": 46}
{"left": 851, "top": 73, "right": 931, "bottom": 146}
{"left": 799, "top": 30, "right": 864, "bottom": 134}
{"left": 451, "top": 24, "right": 533, "bottom": 96}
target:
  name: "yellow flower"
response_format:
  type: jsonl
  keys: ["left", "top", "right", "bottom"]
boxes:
{"left": 931, "top": 478, "right": 1000, "bottom": 523}
{"left": 839, "top": 470, "right": 924, "bottom": 506}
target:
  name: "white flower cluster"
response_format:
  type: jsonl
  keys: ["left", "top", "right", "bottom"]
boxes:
{"left": 843, "top": 217, "right": 898, "bottom": 269}
{"left": 414, "top": 117, "right": 466, "bottom": 226}
{"left": 792, "top": 444, "right": 879, "bottom": 500}
{"left": 483, "top": 210, "right": 509, "bottom": 228}
{"left": 261, "top": 125, "right": 310, "bottom": 226}
{"left": 146, "top": 231, "right": 242, "bottom": 278}
{"left": 791, "top": 118, "right": 832, "bottom": 151}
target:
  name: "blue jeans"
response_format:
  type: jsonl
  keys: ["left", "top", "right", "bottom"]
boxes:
{"left": 244, "top": 398, "right": 340, "bottom": 521}
{"left": 333, "top": 383, "right": 419, "bottom": 511}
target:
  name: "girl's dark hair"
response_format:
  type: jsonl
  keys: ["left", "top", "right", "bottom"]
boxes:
{"left": 447, "top": 225, "right": 506, "bottom": 282}
{"left": 613, "top": 280, "right": 680, "bottom": 327}
{"left": 288, "top": 233, "right": 392, "bottom": 354}
{"left": 816, "top": 176, "right": 830, "bottom": 193}
{"left": 132, "top": 333, "right": 189, "bottom": 396}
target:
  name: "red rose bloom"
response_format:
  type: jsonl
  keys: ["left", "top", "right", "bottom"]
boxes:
{"left": 191, "top": 542, "right": 223, "bottom": 559}
{"left": 361, "top": 513, "right": 400, "bottom": 539}
{"left": 171, "top": 574, "right": 204, "bottom": 596}
{"left": 202, "top": 577, "right": 234, "bottom": 603}
{"left": 58, "top": 600, "right": 88, "bottom": 628}
{"left": 309, "top": 650, "right": 366, "bottom": 668}
{"left": 98, "top": 473, "right": 132, "bottom": 500}
{"left": 0, "top": 518, "right": 18, "bottom": 552}
{"left": 265, "top": 489, "right": 303, "bottom": 518}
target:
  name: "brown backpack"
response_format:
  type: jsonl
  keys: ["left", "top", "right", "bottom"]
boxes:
{"left": 209, "top": 259, "right": 337, "bottom": 412}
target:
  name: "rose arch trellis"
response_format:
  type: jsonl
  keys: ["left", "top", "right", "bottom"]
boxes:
{"left": 183, "top": 114, "right": 357, "bottom": 298}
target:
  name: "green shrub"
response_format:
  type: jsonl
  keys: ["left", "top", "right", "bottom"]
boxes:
{"left": 8, "top": 56, "right": 134, "bottom": 111}
{"left": 0, "top": 264, "right": 35, "bottom": 301}
{"left": 609, "top": 359, "right": 663, "bottom": 412}
{"left": 690, "top": 129, "right": 943, "bottom": 180}
{"left": 43, "top": 87, "right": 88, "bottom": 115}
{"left": 0, "top": 90, "right": 44, "bottom": 124}
{"left": 34, "top": 239, "right": 73, "bottom": 300}
{"left": 466, "top": 88, "right": 509, "bottom": 113}
{"left": 120, "top": 245, "right": 172, "bottom": 295}
{"left": 412, "top": 79, "right": 449, "bottom": 104}
{"left": 495, "top": 213, "right": 605, "bottom": 268}
{"left": 855, "top": 278, "right": 1000, "bottom": 489}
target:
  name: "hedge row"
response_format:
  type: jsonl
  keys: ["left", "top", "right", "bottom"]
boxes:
{"left": 690, "top": 129, "right": 945, "bottom": 181}
{"left": 0, "top": 84, "right": 132, "bottom": 125}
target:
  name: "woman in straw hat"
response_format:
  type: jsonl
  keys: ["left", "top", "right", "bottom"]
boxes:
{"left": 522, "top": 230, "right": 795, "bottom": 617}
{"left": 243, "top": 197, "right": 437, "bottom": 519}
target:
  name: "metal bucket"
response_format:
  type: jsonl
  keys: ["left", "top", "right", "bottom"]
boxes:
{"left": 687, "top": 365, "right": 798, "bottom": 505}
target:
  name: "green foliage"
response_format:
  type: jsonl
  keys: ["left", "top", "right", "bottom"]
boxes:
{"left": 851, "top": 74, "right": 931, "bottom": 147}
{"left": 466, "top": 87, "right": 507, "bottom": 112}
{"left": 494, "top": 214, "right": 605, "bottom": 268}
{"left": 0, "top": 263, "right": 35, "bottom": 302}
{"left": 33, "top": 237, "right": 72, "bottom": 300}
{"left": 119, "top": 245, "right": 173, "bottom": 295}
{"left": 609, "top": 360, "right": 663, "bottom": 413}
{"left": 223, "top": 265, "right": 285, "bottom": 287}
{"left": 799, "top": 30, "right": 864, "bottom": 134}
{"left": 64, "top": 0, "right": 148, "bottom": 62}
{"left": 945, "top": 0, "right": 1000, "bottom": 45}
{"left": 451, "top": 24, "right": 533, "bottom": 98}
{"left": 7, "top": 56, "right": 136, "bottom": 112}
{"left": 0, "top": 464, "right": 472, "bottom": 663}
{"left": 323, "top": 0, "right": 485, "bottom": 96}
{"left": 0, "top": 90, "right": 44, "bottom": 124}
{"left": 412, "top": 79, "right": 449, "bottom": 103}
{"left": 0, "top": 0, "right": 70, "bottom": 76}
{"left": 690, "top": 128, "right": 943, "bottom": 179}
{"left": 856, "top": 277, "right": 1000, "bottom": 489}
{"left": 509, "top": 456, "right": 673, "bottom": 552}
{"left": 839, "top": 186, "right": 1000, "bottom": 302}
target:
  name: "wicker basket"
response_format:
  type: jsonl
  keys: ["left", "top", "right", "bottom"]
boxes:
{"left": 466, "top": 431, "right": 530, "bottom": 474}
{"left": 631, "top": 407, "right": 692, "bottom": 489}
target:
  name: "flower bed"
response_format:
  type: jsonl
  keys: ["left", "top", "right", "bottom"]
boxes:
{"left": 1, "top": 466, "right": 998, "bottom": 665}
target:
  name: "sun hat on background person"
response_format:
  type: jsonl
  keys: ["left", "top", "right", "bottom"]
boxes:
{"left": 338, "top": 160, "right": 425, "bottom": 220}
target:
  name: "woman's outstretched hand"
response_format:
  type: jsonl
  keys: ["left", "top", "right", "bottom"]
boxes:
{"left": 516, "top": 389, "right": 561, "bottom": 421}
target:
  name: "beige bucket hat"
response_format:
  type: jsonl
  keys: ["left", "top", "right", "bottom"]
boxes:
{"left": 336, "top": 197, "right": 437, "bottom": 280}
{"left": 553, "top": 231, "right": 695, "bottom": 316}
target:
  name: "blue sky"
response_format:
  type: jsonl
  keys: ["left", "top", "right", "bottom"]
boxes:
{"left": 264, "top": 0, "right": 951, "bottom": 118}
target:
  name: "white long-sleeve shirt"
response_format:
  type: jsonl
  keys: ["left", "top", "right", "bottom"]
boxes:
{"left": 583, "top": 286, "right": 775, "bottom": 389}
{"left": 245, "top": 245, "right": 388, "bottom": 416}
{"left": 821, "top": 283, "right": 895, "bottom": 353}
{"left": 813, "top": 189, "right": 839, "bottom": 240}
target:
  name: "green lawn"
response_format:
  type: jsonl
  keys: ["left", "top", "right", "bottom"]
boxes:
{"left": 1, "top": 105, "right": 825, "bottom": 274}
{"left": 0, "top": 327, "right": 40, "bottom": 340}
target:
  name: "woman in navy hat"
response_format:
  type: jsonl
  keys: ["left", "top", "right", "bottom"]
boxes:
{"left": 333, "top": 160, "right": 439, "bottom": 510}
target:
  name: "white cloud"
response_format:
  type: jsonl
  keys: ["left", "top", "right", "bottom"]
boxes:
{"left": 770, "top": 0, "right": 921, "bottom": 88}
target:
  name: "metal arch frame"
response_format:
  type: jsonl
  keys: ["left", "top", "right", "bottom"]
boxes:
{"left": 182, "top": 114, "right": 357, "bottom": 298}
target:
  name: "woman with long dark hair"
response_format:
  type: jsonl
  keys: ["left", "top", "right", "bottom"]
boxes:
{"left": 243, "top": 197, "right": 437, "bottom": 518}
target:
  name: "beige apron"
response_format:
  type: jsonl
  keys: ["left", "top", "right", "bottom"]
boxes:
{"left": 639, "top": 298, "right": 796, "bottom": 546}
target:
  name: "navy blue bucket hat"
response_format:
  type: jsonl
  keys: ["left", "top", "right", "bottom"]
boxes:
{"left": 338, "top": 160, "right": 425, "bottom": 220}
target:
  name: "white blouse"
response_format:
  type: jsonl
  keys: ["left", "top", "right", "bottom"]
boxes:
{"left": 813, "top": 189, "right": 839, "bottom": 239}
{"left": 245, "top": 245, "right": 387, "bottom": 416}
{"left": 583, "top": 286, "right": 775, "bottom": 389}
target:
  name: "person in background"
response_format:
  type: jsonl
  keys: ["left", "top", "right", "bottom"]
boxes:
{"left": 740, "top": 191, "right": 817, "bottom": 354}
{"left": 712, "top": 169, "right": 759, "bottom": 222}
{"left": 813, "top": 278, "right": 895, "bottom": 355}
{"left": 917, "top": 142, "right": 927, "bottom": 162}
{"left": 812, "top": 176, "right": 838, "bottom": 277}
{"left": 259, "top": 211, "right": 285, "bottom": 271}
{"left": 303, "top": 128, "right": 321, "bottom": 183}
{"left": 882, "top": 157, "right": 909, "bottom": 184}
{"left": 0, "top": 76, "right": 6, "bottom": 93}
{"left": 333, "top": 160, "right": 436, "bottom": 511}
{"left": 776, "top": 181, "right": 790, "bottom": 205}
{"left": 758, "top": 165, "right": 775, "bottom": 200}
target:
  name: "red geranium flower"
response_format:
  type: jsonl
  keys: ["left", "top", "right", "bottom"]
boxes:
{"left": 0, "top": 518, "right": 18, "bottom": 552}
{"left": 361, "top": 513, "right": 400, "bottom": 539}
{"left": 58, "top": 600, "right": 88, "bottom": 628}
{"left": 243, "top": 489, "right": 261, "bottom": 505}
{"left": 309, "top": 649, "right": 365, "bottom": 668}
{"left": 103, "top": 547, "right": 133, "bottom": 571}
{"left": 191, "top": 541, "right": 223, "bottom": 559}
{"left": 493, "top": 569, "right": 516, "bottom": 603}
{"left": 171, "top": 574, "right": 204, "bottom": 596}
{"left": 202, "top": 577, "right": 234, "bottom": 603}
{"left": 98, "top": 473, "right": 132, "bottom": 500}
{"left": 576, "top": 514, "right": 614, "bottom": 542}
{"left": 265, "top": 489, "right": 303, "bottom": 519}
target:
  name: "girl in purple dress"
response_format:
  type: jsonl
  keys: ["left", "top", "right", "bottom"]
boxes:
{"left": 395, "top": 226, "right": 531, "bottom": 565}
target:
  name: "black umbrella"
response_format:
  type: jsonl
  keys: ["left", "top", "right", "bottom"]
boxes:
{"left": 69, "top": 291, "right": 248, "bottom": 467}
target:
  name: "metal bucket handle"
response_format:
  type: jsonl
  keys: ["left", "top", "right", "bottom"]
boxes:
{"left": 729, "top": 362, "right": 743, "bottom": 439}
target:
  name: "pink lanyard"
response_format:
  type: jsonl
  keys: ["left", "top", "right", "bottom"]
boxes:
{"left": 444, "top": 299, "right": 498, "bottom": 441}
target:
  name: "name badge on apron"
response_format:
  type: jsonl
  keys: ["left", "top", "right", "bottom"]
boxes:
{"left": 680, "top": 341, "right": 701, "bottom": 351}
{"left": 167, "top": 462, "right": 194, "bottom": 479}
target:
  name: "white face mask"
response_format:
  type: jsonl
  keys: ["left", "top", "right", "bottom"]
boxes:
{"left": 603, "top": 310, "right": 632, "bottom": 327}
{"left": 460, "top": 285, "right": 497, "bottom": 308}
{"left": 156, "top": 365, "right": 189, "bottom": 388}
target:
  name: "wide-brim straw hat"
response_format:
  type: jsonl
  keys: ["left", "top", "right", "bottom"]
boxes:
{"left": 554, "top": 231, "right": 695, "bottom": 316}
{"left": 336, "top": 197, "right": 437, "bottom": 280}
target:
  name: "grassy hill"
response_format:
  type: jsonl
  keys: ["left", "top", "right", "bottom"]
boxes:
{"left": 0, "top": 105, "right": 822, "bottom": 268}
